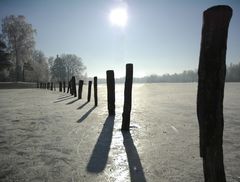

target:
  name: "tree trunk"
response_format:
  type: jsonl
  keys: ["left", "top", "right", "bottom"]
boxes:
{"left": 197, "top": 5, "right": 232, "bottom": 182}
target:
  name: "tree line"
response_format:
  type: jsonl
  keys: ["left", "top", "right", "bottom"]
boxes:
{"left": 0, "top": 15, "right": 86, "bottom": 82}
{"left": 97, "top": 63, "right": 240, "bottom": 84}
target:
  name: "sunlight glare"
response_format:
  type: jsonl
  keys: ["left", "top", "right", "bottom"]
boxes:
{"left": 109, "top": 7, "right": 128, "bottom": 27}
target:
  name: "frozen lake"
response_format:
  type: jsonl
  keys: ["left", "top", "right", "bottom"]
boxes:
{"left": 0, "top": 83, "right": 239, "bottom": 181}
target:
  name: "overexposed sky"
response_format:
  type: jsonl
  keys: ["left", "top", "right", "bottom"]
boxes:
{"left": 0, "top": 0, "right": 239, "bottom": 78}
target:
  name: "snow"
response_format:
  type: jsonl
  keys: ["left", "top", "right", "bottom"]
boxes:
{"left": 0, "top": 83, "right": 239, "bottom": 181}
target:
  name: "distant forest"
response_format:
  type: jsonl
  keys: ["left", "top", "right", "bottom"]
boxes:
{"left": 98, "top": 62, "right": 240, "bottom": 83}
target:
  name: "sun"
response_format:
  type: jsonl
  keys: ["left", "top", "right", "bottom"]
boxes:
{"left": 109, "top": 7, "right": 128, "bottom": 27}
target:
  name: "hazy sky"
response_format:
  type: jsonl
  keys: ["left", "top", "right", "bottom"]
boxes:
{"left": 0, "top": 0, "right": 239, "bottom": 78}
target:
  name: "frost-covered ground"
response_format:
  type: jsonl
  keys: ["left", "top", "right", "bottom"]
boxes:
{"left": 0, "top": 83, "right": 239, "bottom": 182}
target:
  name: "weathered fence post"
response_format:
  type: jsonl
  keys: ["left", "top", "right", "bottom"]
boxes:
{"left": 67, "top": 80, "right": 71, "bottom": 93}
{"left": 59, "top": 81, "right": 62, "bottom": 92}
{"left": 78, "top": 80, "right": 84, "bottom": 99}
{"left": 197, "top": 5, "right": 232, "bottom": 182}
{"left": 106, "top": 70, "right": 115, "bottom": 115}
{"left": 87, "top": 81, "right": 92, "bottom": 102}
{"left": 63, "top": 81, "right": 66, "bottom": 92}
{"left": 72, "top": 76, "right": 77, "bottom": 97}
{"left": 121, "top": 64, "right": 133, "bottom": 131}
{"left": 94, "top": 77, "right": 98, "bottom": 106}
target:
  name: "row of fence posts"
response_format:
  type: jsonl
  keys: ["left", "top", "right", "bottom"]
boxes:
{"left": 37, "top": 76, "right": 99, "bottom": 107}
{"left": 38, "top": 82, "right": 56, "bottom": 91}
{"left": 36, "top": 64, "right": 133, "bottom": 131}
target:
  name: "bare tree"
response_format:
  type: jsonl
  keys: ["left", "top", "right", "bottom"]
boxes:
{"left": 31, "top": 50, "right": 49, "bottom": 82}
{"left": 61, "top": 54, "right": 86, "bottom": 81}
{"left": 1, "top": 15, "right": 36, "bottom": 81}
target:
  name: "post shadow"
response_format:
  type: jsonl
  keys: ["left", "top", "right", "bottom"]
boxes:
{"left": 57, "top": 95, "right": 72, "bottom": 100}
{"left": 77, "top": 106, "right": 96, "bottom": 123}
{"left": 122, "top": 131, "right": 146, "bottom": 182}
{"left": 86, "top": 116, "right": 115, "bottom": 172}
{"left": 66, "top": 98, "right": 79, "bottom": 105}
{"left": 77, "top": 101, "right": 89, "bottom": 110}
{"left": 54, "top": 96, "right": 74, "bottom": 103}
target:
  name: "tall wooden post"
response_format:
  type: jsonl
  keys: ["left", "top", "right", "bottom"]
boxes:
{"left": 78, "top": 80, "right": 84, "bottom": 99}
{"left": 87, "top": 81, "right": 92, "bottom": 102}
{"left": 63, "top": 81, "right": 66, "bottom": 92}
{"left": 121, "top": 64, "right": 133, "bottom": 131}
{"left": 59, "top": 81, "right": 62, "bottom": 92}
{"left": 197, "top": 5, "right": 232, "bottom": 182}
{"left": 94, "top": 77, "right": 98, "bottom": 106}
{"left": 72, "top": 76, "right": 77, "bottom": 97}
{"left": 106, "top": 70, "right": 115, "bottom": 115}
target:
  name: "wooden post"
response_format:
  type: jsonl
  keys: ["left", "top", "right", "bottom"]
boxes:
{"left": 87, "top": 81, "right": 92, "bottom": 102}
{"left": 106, "top": 70, "right": 115, "bottom": 115}
{"left": 78, "top": 80, "right": 84, "bottom": 99}
{"left": 47, "top": 82, "right": 50, "bottom": 90}
{"left": 59, "top": 81, "right": 62, "bottom": 92}
{"left": 121, "top": 64, "right": 133, "bottom": 131}
{"left": 70, "top": 78, "right": 74, "bottom": 95}
{"left": 63, "top": 81, "right": 66, "bottom": 92}
{"left": 94, "top": 77, "right": 98, "bottom": 106}
{"left": 72, "top": 76, "right": 77, "bottom": 97}
{"left": 197, "top": 5, "right": 232, "bottom": 182}
{"left": 50, "top": 82, "right": 53, "bottom": 90}
{"left": 67, "top": 80, "right": 70, "bottom": 93}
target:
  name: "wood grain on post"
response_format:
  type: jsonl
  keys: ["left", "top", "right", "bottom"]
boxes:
{"left": 94, "top": 77, "right": 98, "bottom": 106}
{"left": 72, "top": 76, "right": 77, "bottom": 97}
{"left": 87, "top": 81, "right": 92, "bottom": 102}
{"left": 197, "top": 5, "right": 232, "bottom": 182}
{"left": 106, "top": 70, "right": 115, "bottom": 116}
{"left": 78, "top": 80, "right": 84, "bottom": 99}
{"left": 121, "top": 64, "right": 133, "bottom": 131}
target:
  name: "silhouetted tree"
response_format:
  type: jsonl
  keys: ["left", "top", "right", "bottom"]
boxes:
{"left": 61, "top": 54, "right": 86, "bottom": 81}
{"left": 49, "top": 54, "right": 86, "bottom": 82}
{"left": 0, "top": 39, "right": 12, "bottom": 81}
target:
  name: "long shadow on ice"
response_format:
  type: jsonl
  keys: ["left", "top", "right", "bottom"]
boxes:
{"left": 77, "top": 101, "right": 88, "bottom": 110}
{"left": 77, "top": 106, "right": 96, "bottom": 123}
{"left": 54, "top": 96, "right": 74, "bottom": 103}
{"left": 122, "top": 131, "right": 146, "bottom": 182}
{"left": 66, "top": 98, "right": 79, "bottom": 105}
{"left": 86, "top": 116, "right": 114, "bottom": 172}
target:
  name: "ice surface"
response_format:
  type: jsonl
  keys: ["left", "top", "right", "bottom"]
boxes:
{"left": 0, "top": 83, "right": 239, "bottom": 181}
